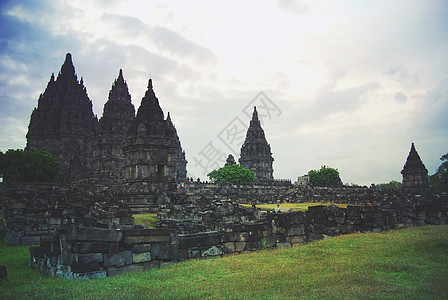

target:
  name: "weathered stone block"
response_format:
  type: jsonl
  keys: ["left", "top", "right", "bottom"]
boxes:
{"left": 71, "top": 262, "right": 100, "bottom": 273}
{"left": 220, "top": 232, "right": 237, "bottom": 242}
{"left": 74, "top": 253, "right": 103, "bottom": 264}
{"left": 179, "top": 232, "right": 220, "bottom": 249}
{"left": 325, "top": 226, "right": 342, "bottom": 236}
{"left": 288, "top": 236, "right": 305, "bottom": 244}
{"left": 72, "top": 242, "right": 117, "bottom": 254}
{"left": 144, "top": 260, "right": 160, "bottom": 270}
{"left": 201, "top": 245, "right": 223, "bottom": 257}
{"left": 222, "top": 242, "right": 235, "bottom": 253}
{"left": 107, "top": 264, "right": 144, "bottom": 277}
{"left": 264, "top": 235, "right": 277, "bottom": 248}
{"left": 276, "top": 242, "right": 291, "bottom": 249}
{"left": 21, "top": 236, "right": 41, "bottom": 246}
{"left": 72, "top": 270, "right": 107, "bottom": 280}
{"left": 68, "top": 227, "right": 123, "bottom": 243}
{"left": 286, "top": 225, "right": 305, "bottom": 236}
{"left": 151, "top": 244, "right": 179, "bottom": 261}
{"left": 124, "top": 235, "right": 170, "bottom": 244}
{"left": 104, "top": 251, "right": 132, "bottom": 267}
{"left": 236, "top": 232, "right": 248, "bottom": 242}
{"left": 245, "top": 241, "right": 261, "bottom": 251}
{"left": 341, "top": 225, "right": 354, "bottom": 234}
{"left": 247, "top": 233, "right": 263, "bottom": 242}
{"left": 307, "top": 205, "right": 325, "bottom": 213}
{"left": 123, "top": 228, "right": 172, "bottom": 236}
{"left": 132, "top": 251, "right": 151, "bottom": 263}
{"left": 127, "top": 243, "right": 151, "bottom": 254}
{"left": 29, "top": 246, "right": 51, "bottom": 258}
{"left": 235, "top": 242, "right": 246, "bottom": 252}
{"left": 188, "top": 247, "right": 201, "bottom": 259}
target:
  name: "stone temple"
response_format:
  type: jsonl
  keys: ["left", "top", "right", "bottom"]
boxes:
{"left": 239, "top": 106, "right": 274, "bottom": 181}
{"left": 401, "top": 143, "right": 429, "bottom": 191}
{"left": 26, "top": 53, "right": 97, "bottom": 182}
{"left": 25, "top": 53, "right": 187, "bottom": 185}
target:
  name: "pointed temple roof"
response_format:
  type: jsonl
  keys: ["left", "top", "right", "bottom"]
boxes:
{"left": 135, "top": 79, "right": 164, "bottom": 121}
{"left": 401, "top": 143, "right": 429, "bottom": 190}
{"left": 402, "top": 143, "right": 428, "bottom": 175}
{"left": 101, "top": 69, "right": 135, "bottom": 122}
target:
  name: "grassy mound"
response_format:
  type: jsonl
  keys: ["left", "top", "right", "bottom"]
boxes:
{"left": 133, "top": 213, "right": 158, "bottom": 229}
{"left": 1, "top": 226, "right": 447, "bottom": 299}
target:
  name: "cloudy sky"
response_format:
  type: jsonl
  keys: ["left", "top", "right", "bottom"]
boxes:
{"left": 1, "top": 0, "right": 447, "bottom": 185}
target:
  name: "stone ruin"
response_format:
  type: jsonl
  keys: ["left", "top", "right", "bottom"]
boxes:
{"left": 1, "top": 53, "right": 447, "bottom": 280}
{"left": 25, "top": 53, "right": 187, "bottom": 186}
{"left": 27, "top": 191, "right": 447, "bottom": 279}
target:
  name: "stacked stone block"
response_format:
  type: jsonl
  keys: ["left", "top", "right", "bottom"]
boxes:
{"left": 1, "top": 183, "right": 132, "bottom": 246}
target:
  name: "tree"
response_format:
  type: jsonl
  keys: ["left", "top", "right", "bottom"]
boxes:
{"left": 308, "top": 165, "right": 342, "bottom": 186}
{"left": 430, "top": 153, "right": 448, "bottom": 193}
{"left": 0, "top": 149, "right": 60, "bottom": 182}
{"left": 207, "top": 164, "right": 255, "bottom": 185}
{"left": 376, "top": 180, "right": 402, "bottom": 191}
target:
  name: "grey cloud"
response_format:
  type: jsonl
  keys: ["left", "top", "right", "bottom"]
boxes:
{"left": 385, "top": 65, "right": 418, "bottom": 81}
{"left": 100, "top": 13, "right": 150, "bottom": 38}
{"left": 414, "top": 81, "right": 448, "bottom": 133}
{"left": 314, "top": 81, "right": 379, "bottom": 115}
{"left": 150, "top": 25, "right": 217, "bottom": 65}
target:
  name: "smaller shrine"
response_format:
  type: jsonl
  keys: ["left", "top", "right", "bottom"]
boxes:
{"left": 401, "top": 143, "right": 429, "bottom": 191}
{"left": 225, "top": 154, "right": 236, "bottom": 166}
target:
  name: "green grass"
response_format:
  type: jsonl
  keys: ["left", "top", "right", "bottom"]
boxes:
{"left": 1, "top": 225, "right": 447, "bottom": 299}
{"left": 133, "top": 213, "right": 158, "bottom": 229}
{"left": 241, "top": 202, "right": 358, "bottom": 212}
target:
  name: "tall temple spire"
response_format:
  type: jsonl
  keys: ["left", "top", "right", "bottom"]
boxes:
{"left": 26, "top": 53, "right": 97, "bottom": 182}
{"left": 59, "top": 53, "right": 76, "bottom": 80}
{"left": 239, "top": 106, "right": 274, "bottom": 181}
{"left": 136, "top": 78, "right": 164, "bottom": 121}
{"left": 401, "top": 143, "right": 429, "bottom": 191}
{"left": 93, "top": 69, "right": 135, "bottom": 184}
{"left": 252, "top": 106, "right": 259, "bottom": 123}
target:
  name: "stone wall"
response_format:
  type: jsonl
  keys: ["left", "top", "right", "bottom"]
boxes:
{"left": 184, "top": 182, "right": 291, "bottom": 204}
{"left": 183, "top": 183, "right": 409, "bottom": 206}
{"left": 1, "top": 183, "right": 133, "bottom": 246}
{"left": 30, "top": 193, "right": 447, "bottom": 279}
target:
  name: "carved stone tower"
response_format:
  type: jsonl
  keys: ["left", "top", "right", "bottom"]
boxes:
{"left": 93, "top": 69, "right": 135, "bottom": 183}
{"left": 239, "top": 106, "right": 274, "bottom": 181}
{"left": 401, "top": 143, "right": 429, "bottom": 191}
{"left": 123, "top": 79, "right": 178, "bottom": 183}
{"left": 166, "top": 113, "right": 188, "bottom": 184}
{"left": 26, "top": 53, "right": 98, "bottom": 182}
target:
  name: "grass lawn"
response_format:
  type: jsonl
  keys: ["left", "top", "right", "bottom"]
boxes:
{"left": 133, "top": 213, "right": 158, "bottom": 229}
{"left": 1, "top": 225, "right": 447, "bottom": 299}
{"left": 241, "top": 202, "right": 358, "bottom": 212}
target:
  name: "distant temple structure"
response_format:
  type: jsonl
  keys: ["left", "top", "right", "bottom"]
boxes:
{"left": 401, "top": 143, "right": 429, "bottom": 191}
{"left": 239, "top": 106, "right": 274, "bottom": 181}
{"left": 26, "top": 53, "right": 187, "bottom": 185}
{"left": 225, "top": 154, "right": 236, "bottom": 167}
